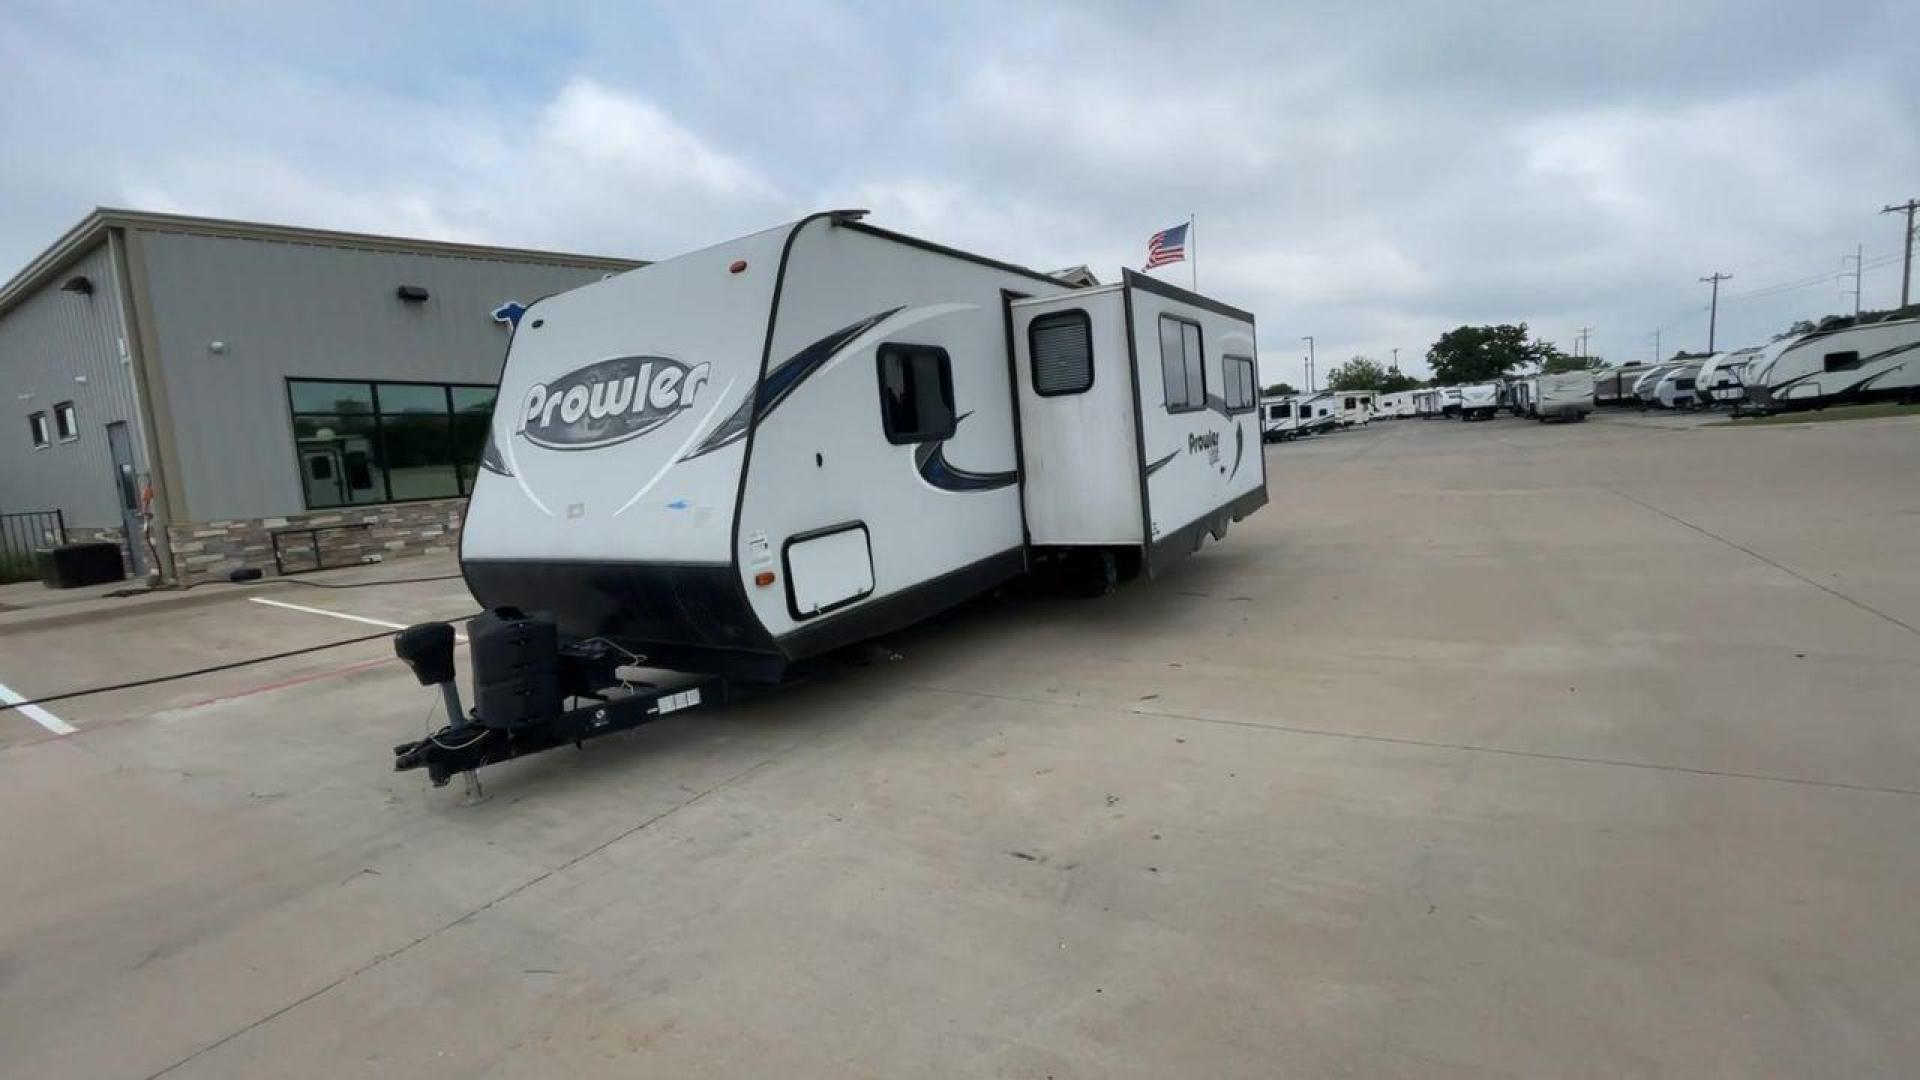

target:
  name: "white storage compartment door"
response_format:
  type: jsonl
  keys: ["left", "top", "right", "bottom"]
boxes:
{"left": 784, "top": 524, "right": 875, "bottom": 618}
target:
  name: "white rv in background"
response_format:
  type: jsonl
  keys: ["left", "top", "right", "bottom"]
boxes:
{"left": 1697, "top": 347, "right": 1762, "bottom": 407}
{"left": 1457, "top": 383, "right": 1500, "bottom": 420}
{"left": 1652, "top": 362, "right": 1704, "bottom": 409}
{"left": 1438, "top": 387, "right": 1464, "bottom": 417}
{"left": 1533, "top": 372, "right": 1594, "bottom": 421}
{"left": 1332, "top": 391, "right": 1376, "bottom": 426}
{"left": 460, "top": 211, "right": 1267, "bottom": 682}
{"left": 1508, "top": 378, "right": 1536, "bottom": 416}
{"left": 1412, "top": 388, "right": 1442, "bottom": 417}
{"left": 1744, "top": 315, "right": 1920, "bottom": 411}
{"left": 1630, "top": 363, "right": 1681, "bottom": 406}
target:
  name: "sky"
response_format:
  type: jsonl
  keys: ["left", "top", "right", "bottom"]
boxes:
{"left": 3, "top": 1, "right": 1917, "bottom": 385}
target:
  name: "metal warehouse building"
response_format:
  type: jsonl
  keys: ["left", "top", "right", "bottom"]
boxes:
{"left": 0, "top": 209, "right": 640, "bottom": 584}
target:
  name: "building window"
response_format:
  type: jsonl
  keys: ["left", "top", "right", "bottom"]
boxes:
{"left": 28, "top": 411, "right": 50, "bottom": 448}
{"left": 1029, "top": 310, "right": 1094, "bottom": 396}
{"left": 287, "top": 379, "right": 497, "bottom": 509}
{"left": 876, "top": 344, "right": 956, "bottom": 444}
{"left": 1158, "top": 315, "right": 1205, "bottom": 412}
{"left": 1223, "top": 355, "right": 1257, "bottom": 413}
{"left": 54, "top": 401, "right": 78, "bottom": 441}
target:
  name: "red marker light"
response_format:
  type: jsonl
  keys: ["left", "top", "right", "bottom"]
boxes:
{"left": 729, "top": 259, "right": 748, "bottom": 274}
{"left": 754, "top": 570, "right": 776, "bottom": 587}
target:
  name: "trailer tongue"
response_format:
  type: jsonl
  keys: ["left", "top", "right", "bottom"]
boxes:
{"left": 390, "top": 609, "right": 729, "bottom": 790}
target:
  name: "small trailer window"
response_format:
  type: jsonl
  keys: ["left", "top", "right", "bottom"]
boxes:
{"left": 1223, "top": 355, "right": 1257, "bottom": 412}
{"left": 877, "top": 344, "right": 956, "bottom": 444}
{"left": 28, "top": 411, "right": 51, "bottom": 448}
{"left": 1159, "top": 315, "right": 1205, "bottom": 412}
{"left": 1029, "top": 310, "right": 1093, "bottom": 396}
{"left": 1823, "top": 350, "right": 1861, "bottom": 372}
{"left": 54, "top": 401, "right": 79, "bottom": 441}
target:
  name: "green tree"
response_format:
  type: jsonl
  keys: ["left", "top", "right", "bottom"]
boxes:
{"left": 1262, "top": 381, "right": 1298, "bottom": 397}
{"left": 1426, "top": 324, "right": 1552, "bottom": 384}
{"left": 1538, "top": 349, "right": 1608, "bottom": 374}
{"left": 1325, "top": 356, "right": 1423, "bottom": 394}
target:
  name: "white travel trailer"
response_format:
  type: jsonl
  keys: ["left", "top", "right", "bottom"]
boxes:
{"left": 1652, "top": 362, "right": 1704, "bottom": 409}
{"left": 398, "top": 213, "right": 1270, "bottom": 787}
{"left": 1745, "top": 315, "right": 1920, "bottom": 411}
{"left": 1332, "top": 391, "right": 1376, "bottom": 426}
{"left": 1508, "top": 378, "right": 1536, "bottom": 416}
{"left": 1376, "top": 390, "right": 1416, "bottom": 418}
{"left": 1412, "top": 388, "right": 1442, "bottom": 417}
{"left": 1438, "top": 386, "right": 1464, "bottom": 417}
{"left": 1533, "top": 372, "right": 1594, "bottom": 421}
{"left": 1630, "top": 363, "right": 1681, "bottom": 406}
{"left": 1262, "top": 394, "right": 1333, "bottom": 440}
{"left": 1457, "top": 383, "right": 1500, "bottom": 420}
{"left": 460, "top": 211, "right": 1267, "bottom": 679}
{"left": 1697, "top": 347, "right": 1762, "bottom": 407}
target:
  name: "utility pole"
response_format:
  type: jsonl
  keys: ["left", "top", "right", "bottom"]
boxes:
{"left": 1653, "top": 328, "right": 1661, "bottom": 365}
{"left": 1884, "top": 198, "right": 1918, "bottom": 308}
{"left": 1302, "top": 335, "right": 1316, "bottom": 392}
{"left": 1700, "top": 272, "right": 1732, "bottom": 352}
{"left": 1391, "top": 347, "right": 1400, "bottom": 372}
{"left": 1842, "top": 243, "right": 1864, "bottom": 317}
{"left": 1576, "top": 326, "right": 1592, "bottom": 360}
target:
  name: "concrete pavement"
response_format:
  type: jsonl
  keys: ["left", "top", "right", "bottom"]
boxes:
{"left": 1, "top": 412, "right": 1916, "bottom": 1077}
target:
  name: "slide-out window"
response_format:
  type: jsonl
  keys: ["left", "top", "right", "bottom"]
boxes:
{"left": 1159, "top": 315, "right": 1205, "bottom": 412}
{"left": 1029, "top": 310, "right": 1093, "bottom": 396}
{"left": 1223, "top": 355, "right": 1257, "bottom": 413}
{"left": 1824, "top": 350, "right": 1861, "bottom": 372}
{"left": 877, "top": 344, "right": 956, "bottom": 444}
{"left": 28, "top": 411, "right": 50, "bottom": 448}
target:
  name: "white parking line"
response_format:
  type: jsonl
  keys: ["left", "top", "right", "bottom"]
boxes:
{"left": 0, "top": 677, "right": 76, "bottom": 735}
{"left": 247, "top": 596, "right": 467, "bottom": 641}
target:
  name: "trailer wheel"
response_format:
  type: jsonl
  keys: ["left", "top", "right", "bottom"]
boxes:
{"left": 1073, "top": 550, "right": 1119, "bottom": 597}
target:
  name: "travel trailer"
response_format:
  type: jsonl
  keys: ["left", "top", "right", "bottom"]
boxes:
{"left": 1697, "top": 347, "right": 1762, "bottom": 407}
{"left": 1593, "top": 366, "right": 1646, "bottom": 407}
{"left": 1332, "top": 391, "right": 1376, "bottom": 426}
{"left": 1651, "top": 362, "right": 1704, "bottom": 409}
{"left": 1533, "top": 372, "right": 1594, "bottom": 421}
{"left": 1630, "top": 363, "right": 1681, "bottom": 407}
{"left": 1457, "top": 383, "right": 1500, "bottom": 420}
{"left": 395, "top": 212, "right": 1270, "bottom": 786}
{"left": 1376, "top": 390, "right": 1417, "bottom": 418}
{"left": 1508, "top": 378, "right": 1535, "bottom": 416}
{"left": 1744, "top": 315, "right": 1920, "bottom": 412}
{"left": 1438, "top": 386, "right": 1464, "bottom": 417}
{"left": 1411, "top": 388, "right": 1442, "bottom": 417}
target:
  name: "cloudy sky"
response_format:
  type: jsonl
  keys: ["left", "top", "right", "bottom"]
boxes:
{"left": 4, "top": 1, "right": 1916, "bottom": 383}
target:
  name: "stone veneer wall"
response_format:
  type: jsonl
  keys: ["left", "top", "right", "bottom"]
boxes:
{"left": 166, "top": 497, "right": 468, "bottom": 585}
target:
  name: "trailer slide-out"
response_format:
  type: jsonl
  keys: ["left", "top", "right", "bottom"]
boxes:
{"left": 393, "top": 211, "right": 1268, "bottom": 787}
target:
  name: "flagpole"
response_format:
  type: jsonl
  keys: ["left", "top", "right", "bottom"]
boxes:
{"left": 1189, "top": 213, "right": 1197, "bottom": 292}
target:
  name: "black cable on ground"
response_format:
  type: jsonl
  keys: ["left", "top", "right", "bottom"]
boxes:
{"left": 0, "top": 613, "right": 479, "bottom": 714}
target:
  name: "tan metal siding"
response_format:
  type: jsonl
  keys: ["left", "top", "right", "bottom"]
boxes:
{"left": 0, "top": 241, "right": 142, "bottom": 528}
{"left": 136, "top": 230, "right": 619, "bottom": 521}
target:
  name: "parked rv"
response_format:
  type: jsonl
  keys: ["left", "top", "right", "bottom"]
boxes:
{"left": 1508, "top": 378, "right": 1535, "bottom": 416}
{"left": 401, "top": 212, "right": 1272, "bottom": 786}
{"left": 1332, "top": 391, "right": 1376, "bottom": 427}
{"left": 1697, "top": 347, "right": 1762, "bottom": 407}
{"left": 1630, "top": 364, "right": 1681, "bottom": 408}
{"left": 1412, "top": 388, "right": 1442, "bottom": 417}
{"left": 1261, "top": 395, "right": 1331, "bottom": 440}
{"left": 1438, "top": 387, "right": 1464, "bottom": 417}
{"left": 1458, "top": 383, "right": 1500, "bottom": 420}
{"left": 1533, "top": 372, "right": 1594, "bottom": 421}
{"left": 1376, "top": 390, "right": 1416, "bottom": 418}
{"left": 1651, "top": 362, "right": 1704, "bottom": 409}
{"left": 1594, "top": 366, "right": 1646, "bottom": 407}
{"left": 1744, "top": 315, "right": 1920, "bottom": 412}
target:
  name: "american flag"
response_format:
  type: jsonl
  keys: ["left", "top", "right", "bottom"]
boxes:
{"left": 1144, "top": 223, "right": 1188, "bottom": 270}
